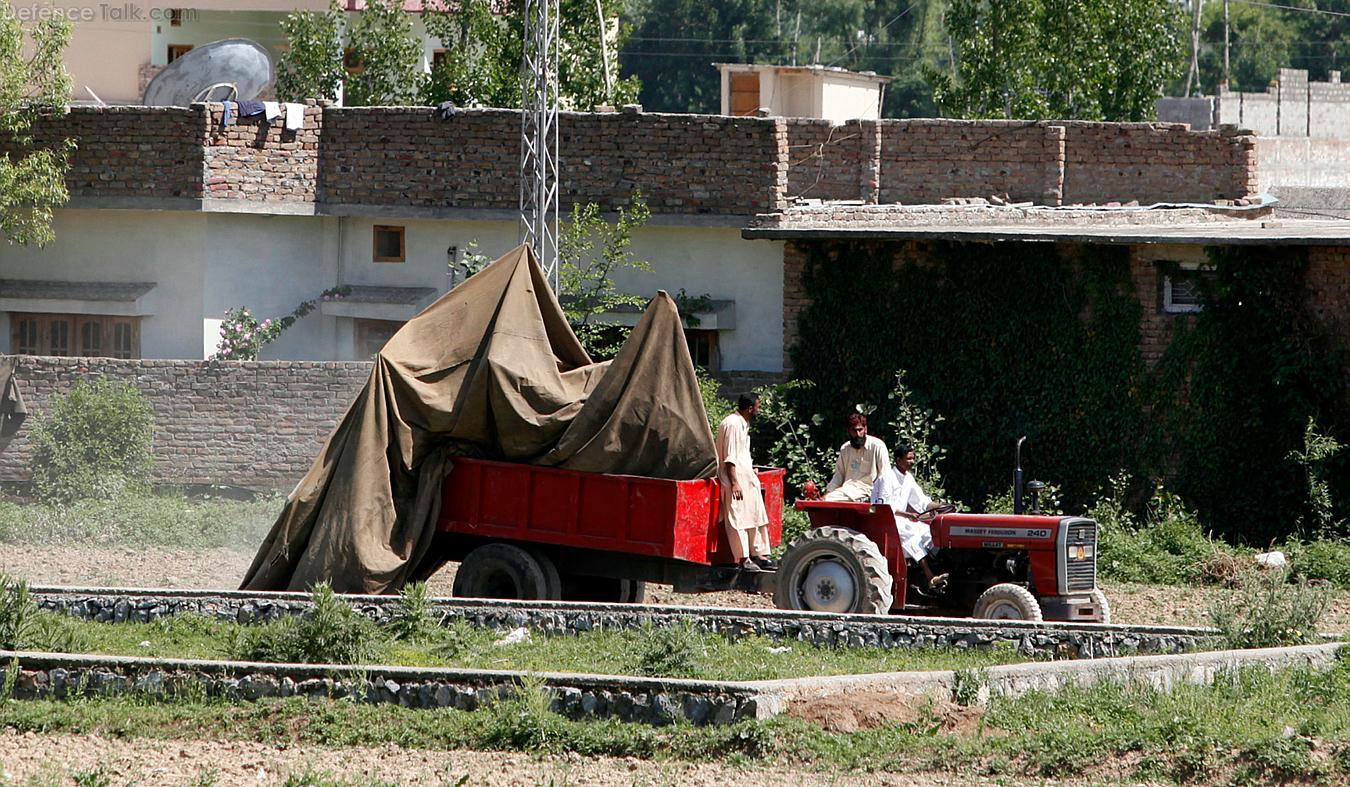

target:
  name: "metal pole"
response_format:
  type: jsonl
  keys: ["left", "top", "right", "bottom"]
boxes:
{"left": 1223, "top": 0, "right": 1230, "bottom": 86}
{"left": 520, "top": 0, "right": 561, "bottom": 291}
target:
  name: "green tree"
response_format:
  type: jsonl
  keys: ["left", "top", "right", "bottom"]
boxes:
{"left": 932, "top": 0, "right": 1182, "bottom": 120}
{"left": 558, "top": 193, "right": 652, "bottom": 357}
{"left": 275, "top": 0, "right": 345, "bottom": 103}
{"left": 30, "top": 379, "right": 155, "bottom": 503}
{"left": 344, "top": 0, "right": 425, "bottom": 106}
{"left": 1196, "top": 2, "right": 1298, "bottom": 93}
{"left": 0, "top": 2, "right": 73, "bottom": 246}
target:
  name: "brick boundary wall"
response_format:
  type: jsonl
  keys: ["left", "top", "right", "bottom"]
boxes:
{"left": 1, "top": 106, "right": 208, "bottom": 200}
{"left": 0, "top": 357, "right": 372, "bottom": 490}
{"left": 204, "top": 103, "right": 325, "bottom": 203}
{"left": 319, "top": 107, "right": 788, "bottom": 214}
{"left": 0, "top": 107, "right": 1257, "bottom": 213}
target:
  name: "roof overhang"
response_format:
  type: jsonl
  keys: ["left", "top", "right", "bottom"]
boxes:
{"left": 319, "top": 285, "right": 439, "bottom": 321}
{"left": 0, "top": 279, "right": 157, "bottom": 316}
{"left": 740, "top": 221, "right": 1350, "bottom": 246}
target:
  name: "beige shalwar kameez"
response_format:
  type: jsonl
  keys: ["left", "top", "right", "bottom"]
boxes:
{"left": 823, "top": 435, "right": 890, "bottom": 502}
{"left": 715, "top": 411, "right": 770, "bottom": 561}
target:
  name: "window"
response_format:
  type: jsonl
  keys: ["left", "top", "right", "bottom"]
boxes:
{"left": 9, "top": 314, "right": 140, "bottom": 358}
{"left": 167, "top": 44, "right": 193, "bottom": 63}
{"left": 686, "top": 329, "right": 719, "bottom": 371}
{"left": 431, "top": 49, "right": 447, "bottom": 69}
{"left": 1161, "top": 261, "right": 1215, "bottom": 314}
{"left": 373, "top": 225, "right": 406, "bottom": 262}
{"left": 355, "top": 319, "right": 402, "bottom": 357}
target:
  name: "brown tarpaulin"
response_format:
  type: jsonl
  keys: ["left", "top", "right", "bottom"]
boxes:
{"left": 0, "top": 355, "right": 28, "bottom": 440}
{"left": 240, "top": 245, "right": 717, "bottom": 593}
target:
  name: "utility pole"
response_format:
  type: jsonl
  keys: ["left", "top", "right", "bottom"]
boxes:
{"left": 1185, "top": 0, "right": 1204, "bottom": 97}
{"left": 1223, "top": 0, "right": 1230, "bottom": 86}
{"left": 520, "top": 0, "right": 561, "bottom": 290}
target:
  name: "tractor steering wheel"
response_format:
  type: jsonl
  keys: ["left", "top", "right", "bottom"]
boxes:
{"left": 916, "top": 503, "right": 958, "bottom": 522}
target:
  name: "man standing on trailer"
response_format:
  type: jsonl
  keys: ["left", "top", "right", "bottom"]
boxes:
{"left": 822, "top": 413, "right": 890, "bottom": 501}
{"left": 716, "top": 393, "right": 775, "bottom": 572}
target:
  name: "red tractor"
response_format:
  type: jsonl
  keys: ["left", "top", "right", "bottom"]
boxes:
{"left": 776, "top": 501, "right": 1108, "bottom": 622}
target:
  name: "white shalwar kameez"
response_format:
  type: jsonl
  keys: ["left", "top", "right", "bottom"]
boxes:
{"left": 715, "top": 412, "right": 770, "bottom": 561}
{"left": 823, "top": 435, "right": 890, "bottom": 501}
{"left": 870, "top": 466, "right": 935, "bottom": 563}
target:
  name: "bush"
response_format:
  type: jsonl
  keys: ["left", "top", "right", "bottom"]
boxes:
{"left": 1283, "top": 537, "right": 1350, "bottom": 589}
{"left": 1097, "top": 484, "right": 1234, "bottom": 585}
{"left": 696, "top": 366, "right": 733, "bottom": 437}
{"left": 633, "top": 620, "right": 705, "bottom": 678}
{"left": 0, "top": 574, "right": 33, "bottom": 650}
{"left": 386, "top": 582, "right": 435, "bottom": 643}
{"left": 231, "top": 583, "right": 381, "bottom": 664}
{"left": 1208, "top": 569, "right": 1332, "bottom": 649}
{"left": 29, "top": 378, "right": 154, "bottom": 504}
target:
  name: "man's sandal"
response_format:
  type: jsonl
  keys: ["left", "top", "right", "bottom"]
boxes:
{"left": 928, "top": 573, "right": 950, "bottom": 591}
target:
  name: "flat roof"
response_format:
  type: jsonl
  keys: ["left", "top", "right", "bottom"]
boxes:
{"left": 741, "top": 221, "right": 1350, "bottom": 245}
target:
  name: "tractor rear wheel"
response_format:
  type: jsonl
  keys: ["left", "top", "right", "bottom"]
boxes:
{"left": 972, "top": 583, "right": 1044, "bottom": 622}
{"left": 452, "top": 543, "right": 552, "bottom": 600}
{"left": 774, "top": 527, "right": 893, "bottom": 615}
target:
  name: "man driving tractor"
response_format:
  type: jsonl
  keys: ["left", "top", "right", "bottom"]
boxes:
{"left": 870, "top": 442, "right": 949, "bottom": 590}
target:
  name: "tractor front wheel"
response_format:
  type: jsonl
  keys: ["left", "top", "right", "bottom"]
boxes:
{"left": 1090, "top": 588, "right": 1112, "bottom": 625}
{"left": 774, "top": 527, "right": 893, "bottom": 615}
{"left": 972, "top": 583, "right": 1044, "bottom": 622}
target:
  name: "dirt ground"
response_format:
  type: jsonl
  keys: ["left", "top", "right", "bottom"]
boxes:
{"left": 0, "top": 729, "right": 1005, "bottom": 787}
{"left": 2, "top": 544, "right": 1346, "bottom": 631}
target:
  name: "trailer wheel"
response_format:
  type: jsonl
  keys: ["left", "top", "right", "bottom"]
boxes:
{"left": 452, "top": 543, "right": 552, "bottom": 600}
{"left": 773, "top": 527, "right": 893, "bottom": 615}
{"left": 1090, "top": 588, "right": 1112, "bottom": 625}
{"left": 524, "top": 546, "right": 563, "bottom": 601}
{"left": 972, "top": 583, "right": 1044, "bottom": 622}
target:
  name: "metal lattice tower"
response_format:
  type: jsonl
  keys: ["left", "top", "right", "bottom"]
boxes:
{"left": 520, "top": 0, "right": 561, "bottom": 290}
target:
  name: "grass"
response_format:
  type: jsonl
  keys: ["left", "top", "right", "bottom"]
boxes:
{"left": 0, "top": 658, "right": 1347, "bottom": 785}
{"left": 0, "top": 491, "right": 282, "bottom": 551}
{"left": 16, "top": 611, "right": 1028, "bottom": 680}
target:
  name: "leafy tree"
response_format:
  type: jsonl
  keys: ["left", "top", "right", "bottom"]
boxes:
{"left": 0, "top": 3, "right": 72, "bottom": 246}
{"left": 275, "top": 0, "right": 345, "bottom": 103}
{"left": 1196, "top": 2, "right": 1298, "bottom": 93}
{"left": 30, "top": 379, "right": 155, "bottom": 503}
{"left": 422, "top": 0, "right": 638, "bottom": 109}
{"left": 558, "top": 193, "right": 652, "bottom": 357}
{"left": 345, "top": 0, "right": 425, "bottom": 106}
{"left": 932, "top": 0, "right": 1183, "bottom": 121}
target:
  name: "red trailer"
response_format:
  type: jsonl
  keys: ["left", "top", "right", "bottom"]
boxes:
{"left": 435, "top": 457, "right": 784, "bottom": 602}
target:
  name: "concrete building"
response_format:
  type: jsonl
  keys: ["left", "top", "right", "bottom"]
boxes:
{"left": 9, "top": 1, "right": 440, "bottom": 106}
{"left": 715, "top": 63, "right": 890, "bottom": 122}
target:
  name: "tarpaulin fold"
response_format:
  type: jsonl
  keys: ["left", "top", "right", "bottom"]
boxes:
{"left": 0, "top": 356, "right": 27, "bottom": 440}
{"left": 241, "top": 245, "right": 716, "bottom": 593}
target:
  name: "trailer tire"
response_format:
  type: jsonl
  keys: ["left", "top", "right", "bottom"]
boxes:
{"left": 972, "top": 583, "right": 1044, "bottom": 622}
{"left": 774, "top": 527, "right": 893, "bottom": 615}
{"left": 560, "top": 575, "right": 647, "bottom": 604}
{"left": 524, "top": 546, "right": 563, "bottom": 601}
{"left": 452, "top": 543, "right": 552, "bottom": 601}
{"left": 1090, "top": 588, "right": 1112, "bottom": 625}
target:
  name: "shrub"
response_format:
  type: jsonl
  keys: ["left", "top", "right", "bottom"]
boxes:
{"left": 29, "top": 378, "right": 155, "bottom": 504}
{"left": 386, "top": 582, "right": 435, "bottom": 643}
{"left": 1283, "top": 537, "right": 1350, "bottom": 589}
{"left": 634, "top": 620, "right": 705, "bottom": 678}
{"left": 231, "top": 583, "right": 381, "bottom": 664}
{"left": 1097, "top": 484, "right": 1233, "bottom": 585}
{"left": 1208, "top": 569, "right": 1332, "bottom": 649}
{"left": 0, "top": 574, "right": 33, "bottom": 650}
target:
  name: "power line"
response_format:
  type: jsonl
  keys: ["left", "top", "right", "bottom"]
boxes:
{"left": 1229, "top": 0, "right": 1350, "bottom": 19}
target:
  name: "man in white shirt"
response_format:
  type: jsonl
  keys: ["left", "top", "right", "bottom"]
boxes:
{"left": 870, "top": 442, "right": 947, "bottom": 589}
{"left": 822, "top": 413, "right": 890, "bottom": 501}
{"left": 716, "top": 392, "right": 775, "bottom": 572}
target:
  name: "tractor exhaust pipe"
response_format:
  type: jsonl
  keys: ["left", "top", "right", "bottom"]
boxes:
{"left": 1013, "top": 436, "right": 1027, "bottom": 515}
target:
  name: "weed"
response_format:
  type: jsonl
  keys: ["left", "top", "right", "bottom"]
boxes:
{"left": 230, "top": 584, "right": 380, "bottom": 665}
{"left": 185, "top": 769, "right": 219, "bottom": 787}
{"left": 475, "top": 674, "right": 564, "bottom": 752}
{"left": 1284, "top": 536, "right": 1350, "bottom": 589}
{"left": 1208, "top": 569, "right": 1332, "bottom": 649}
{"left": 1234, "top": 736, "right": 1326, "bottom": 784}
{"left": 0, "top": 574, "right": 33, "bottom": 650}
{"left": 951, "top": 668, "right": 987, "bottom": 707}
{"left": 387, "top": 582, "right": 434, "bottom": 643}
{"left": 633, "top": 620, "right": 704, "bottom": 678}
{"left": 69, "top": 768, "right": 111, "bottom": 787}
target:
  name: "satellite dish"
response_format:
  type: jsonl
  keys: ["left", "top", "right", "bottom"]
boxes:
{"left": 143, "top": 38, "right": 274, "bottom": 107}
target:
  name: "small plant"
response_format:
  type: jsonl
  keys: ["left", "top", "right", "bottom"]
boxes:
{"left": 1287, "top": 417, "right": 1344, "bottom": 537}
{"left": 695, "top": 366, "right": 733, "bottom": 436}
{"left": 477, "top": 673, "right": 563, "bottom": 752}
{"left": 387, "top": 582, "right": 435, "bottom": 643}
{"left": 0, "top": 574, "right": 34, "bottom": 650}
{"left": 1208, "top": 569, "right": 1332, "bottom": 649}
{"left": 231, "top": 583, "right": 381, "bottom": 665}
{"left": 886, "top": 370, "right": 955, "bottom": 503}
{"left": 70, "top": 768, "right": 112, "bottom": 787}
{"left": 29, "top": 378, "right": 155, "bottom": 504}
{"left": 634, "top": 620, "right": 705, "bottom": 678}
{"left": 755, "top": 379, "right": 834, "bottom": 494}
{"left": 558, "top": 193, "right": 652, "bottom": 358}
{"left": 448, "top": 238, "right": 494, "bottom": 286}
{"left": 951, "top": 667, "right": 988, "bottom": 707}
{"left": 212, "top": 286, "right": 351, "bottom": 361}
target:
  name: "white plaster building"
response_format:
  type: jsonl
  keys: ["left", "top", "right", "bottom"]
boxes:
{"left": 715, "top": 63, "right": 891, "bottom": 122}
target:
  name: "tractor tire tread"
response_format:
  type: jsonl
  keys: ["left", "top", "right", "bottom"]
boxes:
{"left": 773, "top": 526, "right": 893, "bottom": 614}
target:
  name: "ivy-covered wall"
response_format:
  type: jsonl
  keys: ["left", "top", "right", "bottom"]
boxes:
{"left": 784, "top": 240, "right": 1348, "bottom": 542}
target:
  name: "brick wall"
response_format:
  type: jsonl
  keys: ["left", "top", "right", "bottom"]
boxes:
{"left": 320, "top": 107, "right": 787, "bottom": 214}
{"left": 878, "top": 119, "right": 1065, "bottom": 205}
{"left": 204, "top": 103, "right": 325, "bottom": 202}
{"left": 1307, "top": 248, "right": 1350, "bottom": 384}
{"left": 3, "top": 106, "right": 207, "bottom": 200}
{"left": 1062, "top": 123, "right": 1258, "bottom": 205}
{"left": 0, "top": 358, "right": 371, "bottom": 490}
{"left": 784, "top": 119, "right": 875, "bottom": 202}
